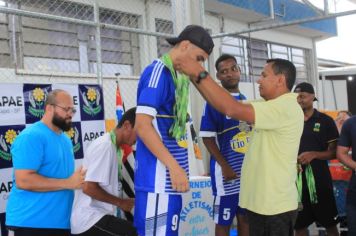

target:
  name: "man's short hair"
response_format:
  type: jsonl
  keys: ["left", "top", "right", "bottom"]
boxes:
{"left": 45, "top": 89, "right": 66, "bottom": 107}
{"left": 267, "top": 58, "right": 296, "bottom": 91}
{"left": 215, "top": 54, "right": 240, "bottom": 72}
{"left": 117, "top": 107, "right": 137, "bottom": 128}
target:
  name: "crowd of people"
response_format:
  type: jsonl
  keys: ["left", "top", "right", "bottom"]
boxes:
{"left": 5, "top": 25, "right": 356, "bottom": 236}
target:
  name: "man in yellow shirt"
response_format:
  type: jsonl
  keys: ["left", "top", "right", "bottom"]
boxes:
{"left": 178, "top": 58, "right": 304, "bottom": 236}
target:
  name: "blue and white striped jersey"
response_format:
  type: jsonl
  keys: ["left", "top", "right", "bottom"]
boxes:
{"left": 135, "top": 59, "right": 189, "bottom": 194}
{"left": 200, "top": 93, "right": 251, "bottom": 196}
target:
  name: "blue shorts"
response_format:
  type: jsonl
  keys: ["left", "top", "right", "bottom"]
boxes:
{"left": 134, "top": 191, "right": 182, "bottom": 236}
{"left": 213, "top": 194, "right": 246, "bottom": 225}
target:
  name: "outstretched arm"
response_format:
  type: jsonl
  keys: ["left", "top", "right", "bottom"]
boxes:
{"left": 176, "top": 56, "right": 255, "bottom": 123}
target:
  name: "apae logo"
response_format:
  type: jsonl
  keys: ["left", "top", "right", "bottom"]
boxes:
{"left": 0, "top": 129, "right": 19, "bottom": 161}
{"left": 28, "top": 87, "right": 48, "bottom": 118}
{"left": 81, "top": 87, "right": 102, "bottom": 116}
{"left": 84, "top": 131, "right": 105, "bottom": 142}
{"left": 65, "top": 127, "right": 81, "bottom": 154}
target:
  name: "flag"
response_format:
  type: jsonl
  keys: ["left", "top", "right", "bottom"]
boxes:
{"left": 120, "top": 144, "right": 135, "bottom": 222}
{"left": 116, "top": 81, "right": 135, "bottom": 222}
{"left": 116, "top": 83, "right": 125, "bottom": 122}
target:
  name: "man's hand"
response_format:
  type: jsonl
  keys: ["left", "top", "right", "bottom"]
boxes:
{"left": 117, "top": 198, "right": 135, "bottom": 212}
{"left": 169, "top": 165, "right": 189, "bottom": 192}
{"left": 66, "top": 166, "right": 86, "bottom": 189}
{"left": 297, "top": 152, "right": 317, "bottom": 165}
{"left": 221, "top": 164, "right": 238, "bottom": 181}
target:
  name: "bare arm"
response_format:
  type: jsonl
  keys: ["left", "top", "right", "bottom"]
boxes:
{"left": 135, "top": 113, "right": 189, "bottom": 192}
{"left": 298, "top": 141, "right": 337, "bottom": 165}
{"left": 15, "top": 166, "right": 85, "bottom": 191}
{"left": 337, "top": 146, "right": 356, "bottom": 171}
{"left": 83, "top": 181, "right": 134, "bottom": 212}
{"left": 176, "top": 57, "right": 255, "bottom": 123}
{"left": 203, "top": 137, "right": 237, "bottom": 180}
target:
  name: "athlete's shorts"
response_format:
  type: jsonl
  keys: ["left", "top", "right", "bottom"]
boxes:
{"left": 213, "top": 194, "right": 246, "bottom": 225}
{"left": 294, "top": 187, "right": 338, "bottom": 229}
{"left": 134, "top": 191, "right": 182, "bottom": 236}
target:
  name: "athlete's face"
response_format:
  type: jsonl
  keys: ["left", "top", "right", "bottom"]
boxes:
{"left": 296, "top": 92, "right": 314, "bottom": 111}
{"left": 216, "top": 58, "right": 241, "bottom": 91}
{"left": 122, "top": 120, "right": 136, "bottom": 146}
{"left": 176, "top": 40, "right": 208, "bottom": 70}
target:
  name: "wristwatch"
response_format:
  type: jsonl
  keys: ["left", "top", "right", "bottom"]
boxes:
{"left": 196, "top": 70, "right": 209, "bottom": 84}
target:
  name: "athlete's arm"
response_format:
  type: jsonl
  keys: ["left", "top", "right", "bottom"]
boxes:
{"left": 203, "top": 137, "right": 237, "bottom": 180}
{"left": 135, "top": 113, "right": 189, "bottom": 192}
{"left": 83, "top": 181, "right": 134, "bottom": 212}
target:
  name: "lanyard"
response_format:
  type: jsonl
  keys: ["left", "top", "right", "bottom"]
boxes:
{"left": 110, "top": 130, "right": 123, "bottom": 180}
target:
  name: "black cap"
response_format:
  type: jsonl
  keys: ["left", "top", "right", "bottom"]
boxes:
{"left": 294, "top": 82, "right": 318, "bottom": 101}
{"left": 166, "top": 25, "right": 214, "bottom": 55}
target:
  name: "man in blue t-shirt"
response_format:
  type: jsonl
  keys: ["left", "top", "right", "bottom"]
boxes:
{"left": 337, "top": 115, "right": 356, "bottom": 235}
{"left": 200, "top": 54, "right": 250, "bottom": 236}
{"left": 6, "top": 89, "right": 86, "bottom": 236}
{"left": 134, "top": 25, "right": 214, "bottom": 236}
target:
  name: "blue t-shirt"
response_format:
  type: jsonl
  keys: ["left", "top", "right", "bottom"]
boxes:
{"left": 200, "top": 93, "right": 251, "bottom": 196}
{"left": 135, "top": 59, "right": 189, "bottom": 194}
{"left": 6, "top": 121, "right": 75, "bottom": 229}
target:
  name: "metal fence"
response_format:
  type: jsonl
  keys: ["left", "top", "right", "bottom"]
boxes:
{"left": 0, "top": 0, "right": 356, "bottom": 121}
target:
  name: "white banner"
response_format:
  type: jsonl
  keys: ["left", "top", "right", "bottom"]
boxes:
{"left": 179, "top": 176, "right": 214, "bottom": 236}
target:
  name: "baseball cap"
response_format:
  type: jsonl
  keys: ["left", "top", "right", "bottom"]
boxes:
{"left": 294, "top": 82, "right": 318, "bottom": 101}
{"left": 166, "top": 25, "right": 214, "bottom": 55}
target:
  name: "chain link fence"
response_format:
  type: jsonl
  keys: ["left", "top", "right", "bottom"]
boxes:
{"left": 0, "top": 0, "right": 356, "bottom": 120}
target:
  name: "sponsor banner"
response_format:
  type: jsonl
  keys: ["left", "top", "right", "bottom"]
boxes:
{"left": 78, "top": 84, "right": 104, "bottom": 121}
{"left": 0, "top": 213, "right": 7, "bottom": 236}
{"left": 65, "top": 122, "right": 84, "bottom": 160}
{"left": 0, "top": 168, "right": 13, "bottom": 213}
{"left": 0, "top": 125, "right": 26, "bottom": 169}
{"left": 179, "top": 176, "right": 214, "bottom": 236}
{"left": 0, "top": 84, "right": 25, "bottom": 126}
{"left": 81, "top": 120, "right": 106, "bottom": 157}
{"left": 23, "top": 84, "right": 51, "bottom": 124}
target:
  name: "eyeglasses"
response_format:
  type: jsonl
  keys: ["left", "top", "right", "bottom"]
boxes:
{"left": 51, "top": 104, "right": 77, "bottom": 114}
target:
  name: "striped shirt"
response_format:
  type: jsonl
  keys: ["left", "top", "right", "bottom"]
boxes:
{"left": 200, "top": 93, "right": 251, "bottom": 196}
{"left": 135, "top": 59, "right": 189, "bottom": 194}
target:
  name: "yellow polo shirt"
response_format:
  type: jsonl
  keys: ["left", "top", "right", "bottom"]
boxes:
{"left": 239, "top": 93, "right": 304, "bottom": 215}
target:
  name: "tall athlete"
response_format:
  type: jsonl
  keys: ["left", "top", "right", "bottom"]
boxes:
{"left": 134, "top": 25, "right": 214, "bottom": 235}
{"left": 200, "top": 54, "right": 250, "bottom": 236}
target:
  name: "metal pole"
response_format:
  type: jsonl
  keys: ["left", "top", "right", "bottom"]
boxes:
{"left": 324, "top": 0, "right": 329, "bottom": 15}
{"left": 312, "top": 38, "right": 320, "bottom": 109}
{"left": 94, "top": 2, "right": 102, "bottom": 85}
{"left": 11, "top": 15, "right": 17, "bottom": 68}
{"left": 171, "top": 0, "right": 177, "bottom": 34}
{"left": 211, "top": 9, "right": 356, "bottom": 38}
{"left": 322, "top": 75, "right": 327, "bottom": 109}
{"left": 269, "top": 0, "right": 275, "bottom": 20}
{"left": 331, "top": 80, "right": 338, "bottom": 110}
{"left": 199, "top": 0, "right": 206, "bottom": 27}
